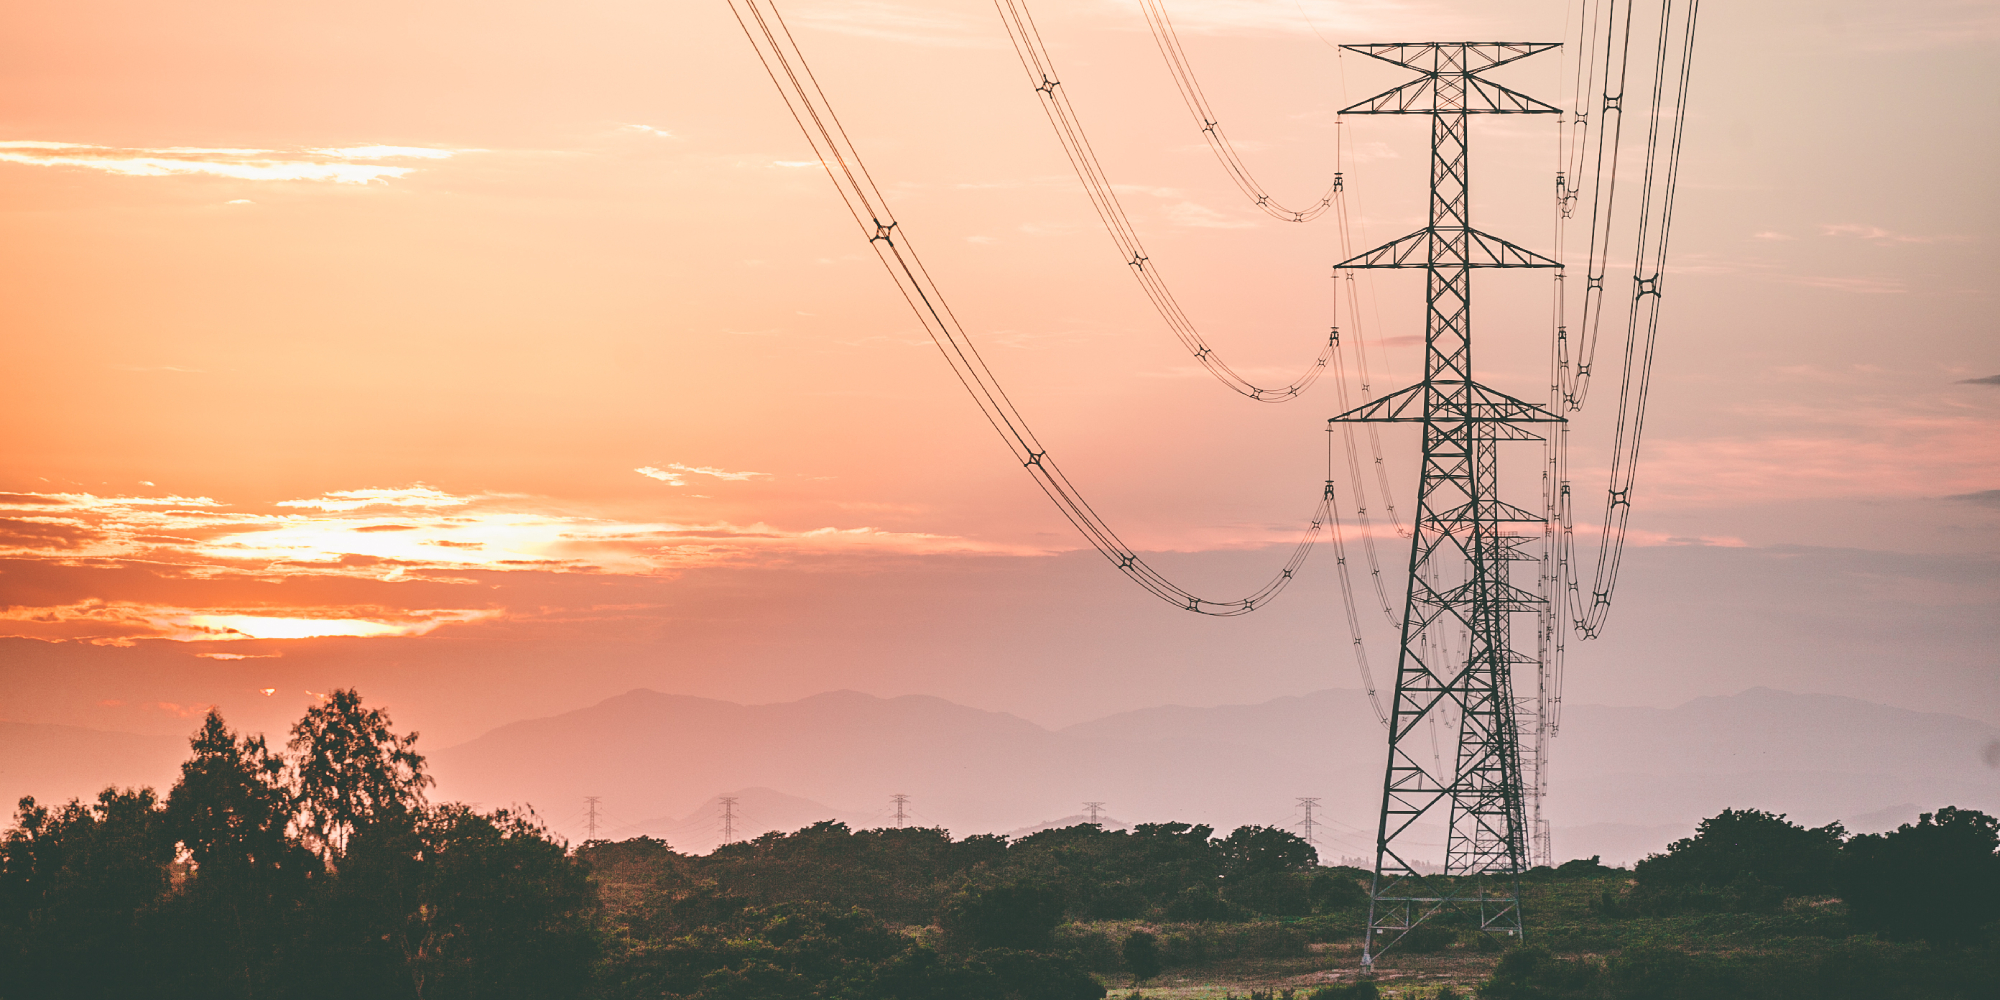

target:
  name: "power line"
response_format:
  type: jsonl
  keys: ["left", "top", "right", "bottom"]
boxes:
{"left": 992, "top": 0, "right": 1337, "bottom": 403}
{"left": 1136, "top": 0, "right": 1344, "bottom": 222}
{"left": 728, "top": 0, "right": 1334, "bottom": 617}
{"left": 997, "top": 0, "right": 1417, "bottom": 699}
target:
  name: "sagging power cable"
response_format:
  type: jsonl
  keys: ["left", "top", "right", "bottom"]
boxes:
{"left": 1138, "top": 0, "right": 1342, "bottom": 223}
{"left": 992, "top": 0, "right": 1333, "bottom": 403}
{"left": 1561, "top": 0, "right": 1699, "bottom": 639}
{"left": 728, "top": 0, "right": 1330, "bottom": 616}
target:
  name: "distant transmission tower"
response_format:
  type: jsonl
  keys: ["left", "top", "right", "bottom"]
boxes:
{"left": 1083, "top": 801, "right": 1105, "bottom": 824}
{"left": 1325, "top": 42, "right": 1564, "bottom": 967}
{"left": 1297, "top": 797, "right": 1321, "bottom": 846}
{"left": 719, "top": 795, "right": 739, "bottom": 845}
{"left": 584, "top": 796, "right": 601, "bottom": 842}
{"left": 891, "top": 793, "right": 910, "bottom": 827}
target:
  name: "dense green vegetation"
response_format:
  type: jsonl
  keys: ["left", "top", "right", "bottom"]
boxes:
{"left": 1478, "top": 809, "right": 2000, "bottom": 1000}
{"left": 0, "top": 691, "right": 1343, "bottom": 999}
{"left": 4, "top": 693, "right": 1997, "bottom": 999}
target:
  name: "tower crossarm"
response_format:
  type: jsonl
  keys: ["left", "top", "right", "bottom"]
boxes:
{"left": 1327, "top": 381, "right": 1565, "bottom": 425}
{"left": 1339, "top": 43, "right": 1562, "bottom": 116}
{"left": 1336, "top": 228, "right": 1561, "bottom": 270}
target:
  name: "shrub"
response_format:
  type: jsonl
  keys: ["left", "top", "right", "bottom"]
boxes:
{"left": 1122, "top": 929, "right": 1162, "bottom": 980}
{"left": 1164, "top": 885, "right": 1240, "bottom": 922}
{"left": 1633, "top": 809, "right": 1845, "bottom": 909}
{"left": 1309, "top": 871, "right": 1369, "bottom": 911}
{"left": 1227, "top": 870, "right": 1314, "bottom": 916}
{"left": 1155, "top": 921, "right": 1308, "bottom": 966}
{"left": 974, "top": 948, "right": 1108, "bottom": 1000}
{"left": 1052, "top": 923, "right": 1121, "bottom": 973}
{"left": 1554, "top": 855, "right": 1618, "bottom": 877}
{"left": 1840, "top": 806, "right": 2000, "bottom": 944}
{"left": 939, "top": 881, "right": 1065, "bottom": 952}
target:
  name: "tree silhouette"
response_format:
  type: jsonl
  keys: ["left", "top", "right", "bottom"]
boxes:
{"left": 1633, "top": 808, "right": 1845, "bottom": 912}
{"left": 157, "top": 710, "right": 321, "bottom": 998}
{"left": 0, "top": 788, "right": 172, "bottom": 998}
{"left": 1842, "top": 806, "right": 2000, "bottom": 943}
{"left": 1122, "top": 929, "right": 1162, "bottom": 981}
{"left": 288, "top": 689, "right": 432, "bottom": 858}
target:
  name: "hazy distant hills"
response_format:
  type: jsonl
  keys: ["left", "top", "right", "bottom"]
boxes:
{"left": 423, "top": 686, "right": 2000, "bottom": 862}
{"left": 7, "top": 687, "right": 1995, "bottom": 865}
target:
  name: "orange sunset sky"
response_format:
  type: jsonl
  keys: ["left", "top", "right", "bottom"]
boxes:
{"left": 3, "top": 0, "right": 1996, "bottom": 755}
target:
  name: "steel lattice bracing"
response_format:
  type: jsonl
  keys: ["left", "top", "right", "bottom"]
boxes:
{"left": 1325, "top": 42, "right": 1561, "bottom": 967}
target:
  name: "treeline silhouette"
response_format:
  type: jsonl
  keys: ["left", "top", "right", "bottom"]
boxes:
{"left": 1485, "top": 807, "right": 2000, "bottom": 999}
{"left": 5, "top": 690, "right": 1998, "bottom": 999}
{"left": 1, "top": 692, "right": 593, "bottom": 999}
{"left": 0, "top": 690, "right": 1350, "bottom": 1000}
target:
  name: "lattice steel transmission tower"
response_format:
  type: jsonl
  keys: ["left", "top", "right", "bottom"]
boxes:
{"left": 1323, "top": 42, "right": 1564, "bottom": 966}
{"left": 719, "top": 795, "right": 739, "bottom": 845}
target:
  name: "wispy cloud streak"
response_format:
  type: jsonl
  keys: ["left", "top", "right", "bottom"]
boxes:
{"left": 0, "top": 141, "right": 460, "bottom": 184}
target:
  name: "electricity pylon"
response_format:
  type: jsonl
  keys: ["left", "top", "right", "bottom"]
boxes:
{"left": 892, "top": 793, "right": 910, "bottom": 827}
{"left": 719, "top": 795, "right": 739, "bottom": 844}
{"left": 1298, "top": 797, "right": 1322, "bottom": 847}
{"left": 1324, "top": 42, "right": 1563, "bottom": 967}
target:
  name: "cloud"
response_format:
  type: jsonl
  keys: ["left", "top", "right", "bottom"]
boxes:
{"left": 1637, "top": 408, "right": 2000, "bottom": 506}
{"left": 0, "top": 518, "right": 102, "bottom": 550}
{"left": 309, "top": 145, "right": 457, "bottom": 160}
{"left": 275, "top": 486, "right": 469, "bottom": 511}
{"left": 668, "top": 463, "right": 770, "bottom": 482}
{"left": 1820, "top": 223, "right": 1966, "bottom": 245}
{"left": 0, "top": 599, "right": 497, "bottom": 645}
{"left": 1945, "top": 490, "right": 2000, "bottom": 510}
{"left": 1956, "top": 374, "right": 2000, "bottom": 386}
{"left": 0, "top": 140, "right": 459, "bottom": 184}
{"left": 637, "top": 464, "right": 771, "bottom": 485}
{"left": 0, "top": 486, "right": 1028, "bottom": 583}
{"left": 0, "top": 483, "right": 1055, "bottom": 647}
{"left": 187, "top": 611, "right": 492, "bottom": 640}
